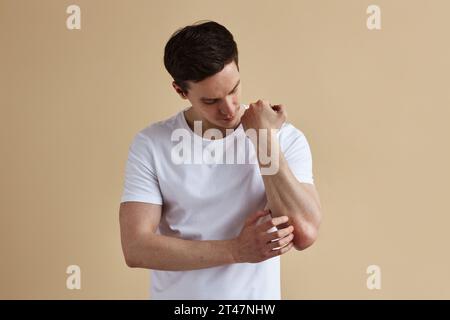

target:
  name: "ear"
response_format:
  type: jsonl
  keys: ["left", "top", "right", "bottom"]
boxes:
{"left": 172, "top": 81, "right": 188, "bottom": 99}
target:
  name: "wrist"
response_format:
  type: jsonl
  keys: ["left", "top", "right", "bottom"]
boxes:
{"left": 227, "top": 238, "right": 241, "bottom": 264}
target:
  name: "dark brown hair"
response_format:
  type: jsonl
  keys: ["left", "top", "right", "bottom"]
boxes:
{"left": 164, "top": 21, "right": 239, "bottom": 94}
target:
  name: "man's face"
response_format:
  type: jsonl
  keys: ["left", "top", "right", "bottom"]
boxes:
{"left": 183, "top": 61, "right": 242, "bottom": 130}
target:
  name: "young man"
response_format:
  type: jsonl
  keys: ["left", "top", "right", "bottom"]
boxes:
{"left": 119, "top": 21, "right": 322, "bottom": 300}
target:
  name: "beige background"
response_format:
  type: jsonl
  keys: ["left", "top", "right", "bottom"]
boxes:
{"left": 1, "top": 0, "right": 449, "bottom": 299}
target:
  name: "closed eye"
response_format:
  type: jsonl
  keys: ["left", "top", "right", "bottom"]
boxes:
{"left": 203, "top": 100, "right": 218, "bottom": 105}
{"left": 201, "top": 80, "right": 240, "bottom": 105}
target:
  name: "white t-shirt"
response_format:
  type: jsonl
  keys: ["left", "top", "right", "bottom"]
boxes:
{"left": 120, "top": 106, "right": 314, "bottom": 300}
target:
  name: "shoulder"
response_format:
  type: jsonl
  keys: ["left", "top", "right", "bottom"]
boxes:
{"left": 278, "top": 121, "right": 308, "bottom": 149}
{"left": 279, "top": 121, "right": 304, "bottom": 136}
{"left": 139, "top": 112, "right": 181, "bottom": 142}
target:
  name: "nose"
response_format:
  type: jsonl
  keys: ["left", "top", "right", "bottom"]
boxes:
{"left": 219, "top": 98, "right": 237, "bottom": 118}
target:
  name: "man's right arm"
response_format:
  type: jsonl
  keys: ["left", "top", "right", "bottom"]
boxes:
{"left": 119, "top": 201, "right": 295, "bottom": 271}
{"left": 119, "top": 201, "right": 236, "bottom": 271}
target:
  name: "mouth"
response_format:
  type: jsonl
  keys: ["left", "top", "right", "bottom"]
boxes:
{"left": 221, "top": 115, "right": 235, "bottom": 122}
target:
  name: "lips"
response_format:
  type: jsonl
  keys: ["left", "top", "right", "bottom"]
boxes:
{"left": 222, "top": 115, "right": 235, "bottom": 121}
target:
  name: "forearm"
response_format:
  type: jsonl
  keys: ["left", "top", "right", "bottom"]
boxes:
{"left": 262, "top": 154, "right": 320, "bottom": 226}
{"left": 256, "top": 133, "right": 321, "bottom": 248}
{"left": 126, "top": 233, "right": 236, "bottom": 271}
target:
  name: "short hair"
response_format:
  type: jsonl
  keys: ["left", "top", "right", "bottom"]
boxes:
{"left": 164, "top": 20, "right": 239, "bottom": 94}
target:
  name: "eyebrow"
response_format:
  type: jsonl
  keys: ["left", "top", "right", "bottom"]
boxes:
{"left": 200, "top": 79, "right": 240, "bottom": 101}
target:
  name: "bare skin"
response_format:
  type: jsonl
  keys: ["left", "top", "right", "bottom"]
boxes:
{"left": 120, "top": 202, "right": 294, "bottom": 271}
{"left": 241, "top": 100, "right": 322, "bottom": 250}
{"left": 120, "top": 60, "right": 321, "bottom": 270}
{"left": 231, "top": 210, "right": 295, "bottom": 263}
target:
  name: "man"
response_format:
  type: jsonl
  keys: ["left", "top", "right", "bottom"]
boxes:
{"left": 119, "top": 20, "right": 322, "bottom": 299}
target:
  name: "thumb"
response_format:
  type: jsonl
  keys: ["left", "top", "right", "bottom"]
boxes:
{"left": 244, "top": 209, "right": 271, "bottom": 227}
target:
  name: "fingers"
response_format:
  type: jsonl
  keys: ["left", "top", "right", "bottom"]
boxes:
{"left": 249, "top": 100, "right": 272, "bottom": 109}
{"left": 268, "top": 232, "right": 294, "bottom": 250}
{"left": 244, "top": 209, "right": 271, "bottom": 227}
{"left": 256, "top": 215, "right": 290, "bottom": 232}
{"left": 263, "top": 224, "right": 295, "bottom": 251}
{"left": 248, "top": 100, "right": 283, "bottom": 109}
{"left": 246, "top": 100, "right": 286, "bottom": 120}
{"left": 268, "top": 242, "right": 294, "bottom": 258}
{"left": 263, "top": 225, "right": 294, "bottom": 242}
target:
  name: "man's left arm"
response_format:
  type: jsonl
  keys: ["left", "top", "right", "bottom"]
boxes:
{"left": 261, "top": 132, "right": 322, "bottom": 251}
{"left": 241, "top": 100, "right": 322, "bottom": 251}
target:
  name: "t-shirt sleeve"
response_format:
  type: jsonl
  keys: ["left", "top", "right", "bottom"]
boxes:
{"left": 120, "top": 132, "right": 163, "bottom": 204}
{"left": 279, "top": 123, "right": 315, "bottom": 185}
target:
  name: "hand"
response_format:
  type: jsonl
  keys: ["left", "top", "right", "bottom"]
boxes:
{"left": 230, "top": 209, "right": 295, "bottom": 263}
{"left": 240, "top": 100, "right": 287, "bottom": 132}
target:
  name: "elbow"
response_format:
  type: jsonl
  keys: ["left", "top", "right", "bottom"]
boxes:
{"left": 120, "top": 232, "right": 158, "bottom": 269}
{"left": 121, "top": 243, "right": 141, "bottom": 268}
{"left": 289, "top": 203, "right": 322, "bottom": 251}
{"left": 123, "top": 250, "right": 137, "bottom": 268}
{"left": 124, "top": 255, "right": 138, "bottom": 268}
{"left": 293, "top": 232, "right": 317, "bottom": 251}
{"left": 292, "top": 217, "right": 320, "bottom": 251}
